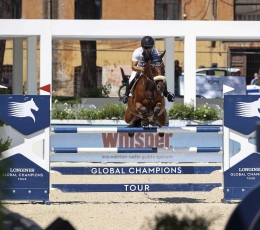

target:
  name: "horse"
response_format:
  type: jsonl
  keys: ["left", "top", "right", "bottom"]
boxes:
{"left": 124, "top": 50, "right": 168, "bottom": 138}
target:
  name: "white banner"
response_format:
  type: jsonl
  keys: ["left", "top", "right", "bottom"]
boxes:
{"left": 178, "top": 75, "right": 247, "bottom": 98}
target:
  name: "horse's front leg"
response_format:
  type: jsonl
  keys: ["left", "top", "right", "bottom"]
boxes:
{"left": 149, "top": 102, "right": 162, "bottom": 126}
{"left": 136, "top": 102, "right": 149, "bottom": 127}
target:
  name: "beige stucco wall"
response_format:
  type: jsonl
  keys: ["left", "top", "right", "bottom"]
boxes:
{"left": 3, "top": 0, "right": 260, "bottom": 96}
{"left": 217, "top": 0, "right": 234, "bottom": 20}
{"left": 102, "top": 0, "right": 154, "bottom": 20}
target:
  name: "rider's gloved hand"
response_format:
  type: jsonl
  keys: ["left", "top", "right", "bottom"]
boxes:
{"left": 167, "top": 93, "right": 175, "bottom": 102}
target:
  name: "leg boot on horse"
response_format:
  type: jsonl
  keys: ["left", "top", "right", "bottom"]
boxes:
{"left": 119, "top": 77, "right": 136, "bottom": 104}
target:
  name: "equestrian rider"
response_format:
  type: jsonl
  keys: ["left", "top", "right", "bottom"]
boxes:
{"left": 119, "top": 36, "right": 175, "bottom": 104}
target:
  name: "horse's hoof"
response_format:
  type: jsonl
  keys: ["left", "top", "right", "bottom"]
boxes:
{"left": 128, "top": 133, "right": 134, "bottom": 138}
{"left": 149, "top": 119, "right": 156, "bottom": 126}
{"left": 141, "top": 120, "right": 149, "bottom": 127}
{"left": 158, "top": 133, "right": 164, "bottom": 137}
{"left": 135, "top": 119, "right": 142, "bottom": 127}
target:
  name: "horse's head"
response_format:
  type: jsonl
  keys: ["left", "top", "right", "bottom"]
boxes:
{"left": 151, "top": 50, "right": 166, "bottom": 94}
{"left": 153, "top": 76, "right": 166, "bottom": 94}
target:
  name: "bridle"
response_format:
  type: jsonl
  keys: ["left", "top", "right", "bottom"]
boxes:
{"left": 139, "top": 59, "right": 166, "bottom": 95}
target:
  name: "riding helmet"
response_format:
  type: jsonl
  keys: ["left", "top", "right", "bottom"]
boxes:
{"left": 141, "top": 36, "right": 154, "bottom": 47}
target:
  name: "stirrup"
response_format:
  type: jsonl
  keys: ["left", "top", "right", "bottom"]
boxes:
{"left": 119, "top": 95, "right": 128, "bottom": 104}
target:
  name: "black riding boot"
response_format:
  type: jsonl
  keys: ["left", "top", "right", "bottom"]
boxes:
{"left": 119, "top": 81, "right": 130, "bottom": 104}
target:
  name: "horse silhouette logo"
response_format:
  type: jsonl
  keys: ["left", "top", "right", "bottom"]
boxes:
{"left": 8, "top": 98, "right": 39, "bottom": 122}
{"left": 236, "top": 98, "right": 260, "bottom": 118}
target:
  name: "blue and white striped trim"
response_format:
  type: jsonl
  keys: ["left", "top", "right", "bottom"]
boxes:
{"left": 51, "top": 126, "right": 223, "bottom": 134}
{"left": 247, "top": 89, "right": 260, "bottom": 93}
{"left": 51, "top": 147, "right": 223, "bottom": 154}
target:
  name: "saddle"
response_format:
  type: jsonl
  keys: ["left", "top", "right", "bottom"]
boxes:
{"left": 129, "top": 73, "right": 142, "bottom": 99}
{"left": 130, "top": 73, "right": 167, "bottom": 100}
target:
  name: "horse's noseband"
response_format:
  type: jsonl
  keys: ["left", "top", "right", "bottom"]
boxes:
{"left": 153, "top": 75, "right": 166, "bottom": 82}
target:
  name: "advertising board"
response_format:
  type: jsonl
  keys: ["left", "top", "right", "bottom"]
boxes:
{"left": 178, "top": 75, "right": 247, "bottom": 98}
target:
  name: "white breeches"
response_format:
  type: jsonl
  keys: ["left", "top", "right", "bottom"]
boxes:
{"left": 128, "top": 71, "right": 137, "bottom": 96}
{"left": 129, "top": 71, "right": 137, "bottom": 84}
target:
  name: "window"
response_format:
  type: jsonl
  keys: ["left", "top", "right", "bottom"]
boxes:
{"left": 75, "top": 0, "right": 102, "bottom": 19}
{"left": 214, "top": 70, "right": 226, "bottom": 76}
{"left": 13, "top": 0, "right": 22, "bottom": 19}
{"left": 235, "top": 0, "right": 260, "bottom": 21}
{"left": 155, "top": 0, "right": 181, "bottom": 20}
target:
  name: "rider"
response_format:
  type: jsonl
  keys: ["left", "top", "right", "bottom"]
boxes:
{"left": 119, "top": 36, "right": 175, "bottom": 104}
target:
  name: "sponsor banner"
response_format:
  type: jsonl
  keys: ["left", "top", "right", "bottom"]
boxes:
{"left": 223, "top": 95, "right": 260, "bottom": 201}
{"left": 0, "top": 95, "right": 50, "bottom": 201}
{"left": 51, "top": 131, "right": 222, "bottom": 148}
{"left": 178, "top": 76, "right": 246, "bottom": 98}
{"left": 51, "top": 130, "right": 228, "bottom": 163}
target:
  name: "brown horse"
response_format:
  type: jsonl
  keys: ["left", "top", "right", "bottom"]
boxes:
{"left": 124, "top": 50, "right": 168, "bottom": 137}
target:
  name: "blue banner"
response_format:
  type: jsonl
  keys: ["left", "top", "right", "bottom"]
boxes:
{"left": 0, "top": 95, "right": 50, "bottom": 135}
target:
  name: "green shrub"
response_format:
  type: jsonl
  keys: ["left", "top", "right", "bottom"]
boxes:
{"left": 168, "top": 101, "right": 222, "bottom": 121}
{"left": 52, "top": 99, "right": 222, "bottom": 121}
{"left": 168, "top": 102, "right": 195, "bottom": 120}
{"left": 193, "top": 104, "right": 221, "bottom": 121}
{"left": 52, "top": 100, "right": 126, "bottom": 120}
{"left": 0, "top": 120, "right": 5, "bottom": 127}
{"left": 98, "top": 103, "right": 126, "bottom": 119}
{"left": 0, "top": 137, "right": 12, "bottom": 154}
{"left": 0, "top": 88, "right": 8, "bottom": 94}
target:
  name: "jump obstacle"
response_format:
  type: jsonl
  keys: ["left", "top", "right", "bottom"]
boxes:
{"left": 50, "top": 126, "right": 223, "bottom": 193}
{"left": 0, "top": 94, "right": 260, "bottom": 204}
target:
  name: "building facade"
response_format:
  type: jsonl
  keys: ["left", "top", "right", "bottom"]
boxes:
{"left": 2, "top": 0, "right": 260, "bottom": 96}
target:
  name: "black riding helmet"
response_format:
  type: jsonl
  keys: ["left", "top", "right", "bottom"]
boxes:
{"left": 141, "top": 36, "right": 154, "bottom": 47}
